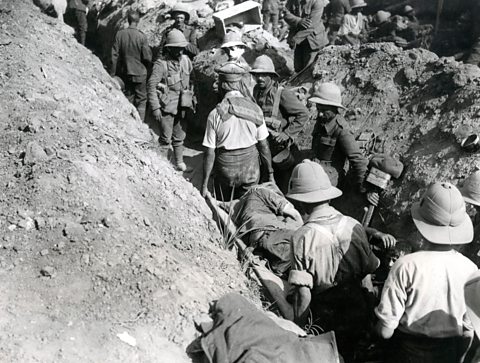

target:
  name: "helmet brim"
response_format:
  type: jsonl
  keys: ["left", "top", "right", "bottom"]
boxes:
{"left": 411, "top": 202, "right": 473, "bottom": 244}
{"left": 309, "top": 96, "right": 346, "bottom": 110}
{"left": 250, "top": 68, "right": 279, "bottom": 77}
{"left": 165, "top": 42, "right": 188, "bottom": 48}
{"left": 221, "top": 41, "right": 248, "bottom": 49}
{"left": 286, "top": 186, "right": 343, "bottom": 203}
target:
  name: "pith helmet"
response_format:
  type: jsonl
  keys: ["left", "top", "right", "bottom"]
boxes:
{"left": 171, "top": 3, "right": 191, "bottom": 22}
{"left": 164, "top": 29, "right": 188, "bottom": 48}
{"left": 221, "top": 31, "right": 247, "bottom": 49}
{"left": 309, "top": 82, "right": 346, "bottom": 109}
{"left": 286, "top": 160, "right": 343, "bottom": 203}
{"left": 375, "top": 10, "right": 391, "bottom": 24}
{"left": 404, "top": 5, "right": 414, "bottom": 14}
{"left": 460, "top": 171, "right": 480, "bottom": 206}
{"left": 411, "top": 182, "right": 473, "bottom": 244}
{"left": 351, "top": 0, "right": 367, "bottom": 9}
{"left": 250, "top": 55, "right": 279, "bottom": 76}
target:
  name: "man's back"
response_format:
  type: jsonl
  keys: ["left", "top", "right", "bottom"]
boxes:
{"left": 111, "top": 27, "right": 151, "bottom": 77}
{"left": 376, "top": 250, "right": 477, "bottom": 338}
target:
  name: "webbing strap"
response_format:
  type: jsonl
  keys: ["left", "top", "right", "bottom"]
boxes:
{"left": 305, "top": 215, "right": 349, "bottom": 244}
{"left": 271, "top": 86, "right": 284, "bottom": 120}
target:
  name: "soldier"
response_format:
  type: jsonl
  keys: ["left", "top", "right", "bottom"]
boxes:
{"left": 326, "top": 0, "right": 351, "bottom": 43}
{"left": 286, "top": 160, "right": 380, "bottom": 360}
{"left": 250, "top": 55, "right": 308, "bottom": 188}
{"left": 66, "top": 0, "right": 89, "bottom": 45}
{"left": 220, "top": 31, "right": 249, "bottom": 67}
{"left": 110, "top": 10, "right": 152, "bottom": 121}
{"left": 262, "top": 0, "right": 280, "bottom": 37}
{"left": 309, "top": 82, "right": 368, "bottom": 192}
{"left": 147, "top": 30, "right": 195, "bottom": 172}
{"left": 459, "top": 170, "right": 480, "bottom": 267}
{"left": 376, "top": 182, "right": 476, "bottom": 363}
{"left": 201, "top": 62, "right": 274, "bottom": 199}
{"left": 284, "top": 0, "right": 329, "bottom": 72}
{"left": 160, "top": 3, "right": 199, "bottom": 58}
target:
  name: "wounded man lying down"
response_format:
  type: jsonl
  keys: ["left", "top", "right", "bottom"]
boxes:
{"left": 230, "top": 182, "right": 304, "bottom": 278}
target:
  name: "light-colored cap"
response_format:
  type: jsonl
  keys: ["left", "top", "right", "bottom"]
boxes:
{"left": 411, "top": 182, "right": 473, "bottom": 244}
{"left": 351, "top": 0, "right": 367, "bottom": 9}
{"left": 404, "top": 5, "right": 414, "bottom": 13}
{"left": 375, "top": 10, "right": 391, "bottom": 24}
{"left": 221, "top": 31, "right": 247, "bottom": 49}
{"left": 171, "top": 3, "right": 191, "bottom": 22}
{"left": 286, "top": 160, "right": 343, "bottom": 203}
{"left": 250, "top": 55, "right": 279, "bottom": 76}
{"left": 459, "top": 170, "right": 480, "bottom": 206}
{"left": 308, "top": 82, "right": 346, "bottom": 109}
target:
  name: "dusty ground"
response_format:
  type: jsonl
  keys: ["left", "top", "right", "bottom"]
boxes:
{"left": 0, "top": 1, "right": 259, "bottom": 361}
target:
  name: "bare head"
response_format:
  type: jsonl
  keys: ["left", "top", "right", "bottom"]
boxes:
{"left": 128, "top": 11, "right": 140, "bottom": 25}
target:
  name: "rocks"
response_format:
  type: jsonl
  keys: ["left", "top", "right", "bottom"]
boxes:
{"left": 63, "top": 222, "right": 84, "bottom": 242}
{"left": 40, "top": 266, "right": 55, "bottom": 277}
{"left": 23, "top": 141, "right": 48, "bottom": 165}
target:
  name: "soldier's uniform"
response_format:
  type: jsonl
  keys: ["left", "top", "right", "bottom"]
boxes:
{"left": 284, "top": 0, "right": 329, "bottom": 72}
{"left": 66, "top": 0, "right": 89, "bottom": 45}
{"left": 262, "top": 0, "right": 281, "bottom": 36}
{"left": 147, "top": 54, "right": 193, "bottom": 151}
{"left": 312, "top": 114, "right": 368, "bottom": 188}
{"left": 253, "top": 82, "right": 308, "bottom": 156}
{"left": 110, "top": 25, "right": 152, "bottom": 120}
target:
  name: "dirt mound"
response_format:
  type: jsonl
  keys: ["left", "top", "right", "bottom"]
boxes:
{"left": 0, "top": 1, "right": 257, "bottom": 361}
{"left": 293, "top": 43, "right": 480, "bottom": 237}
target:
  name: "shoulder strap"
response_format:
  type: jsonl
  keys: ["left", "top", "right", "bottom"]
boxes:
{"left": 271, "top": 86, "right": 284, "bottom": 120}
{"left": 305, "top": 215, "right": 349, "bottom": 244}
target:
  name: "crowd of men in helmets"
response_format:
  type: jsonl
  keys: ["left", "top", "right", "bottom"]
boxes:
{"left": 107, "top": 4, "right": 480, "bottom": 363}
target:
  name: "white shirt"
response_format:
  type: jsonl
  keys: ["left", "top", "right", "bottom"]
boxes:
{"left": 203, "top": 91, "right": 269, "bottom": 150}
{"left": 375, "top": 250, "right": 477, "bottom": 337}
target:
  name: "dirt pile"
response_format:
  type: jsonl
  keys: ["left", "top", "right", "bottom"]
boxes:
{"left": 0, "top": 0, "right": 257, "bottom": 361}
{"left": 293, "top": 43, "right": 480, "bottom": 237}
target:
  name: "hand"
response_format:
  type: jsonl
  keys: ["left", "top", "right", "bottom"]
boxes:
{"left": 374, "top": 232, "right": 397, "bottom": 250}
{"left": 298, "top": 18, "right": 312, "bottom": 29}
{"left": 201, "top": 184, "right": 208, "bottom": 198}
{"left": 274, "top": 132, "right": 290, "bottom": 144}
{"left": 367, "top": 191, "right": 380, "bottom": 206}
{"left": 153, "top": 109, "right": 162, "bottom": 122}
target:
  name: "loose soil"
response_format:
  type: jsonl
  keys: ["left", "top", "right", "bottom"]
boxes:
{"left": 0, "top": 1, "right": 259, "bottom": 361}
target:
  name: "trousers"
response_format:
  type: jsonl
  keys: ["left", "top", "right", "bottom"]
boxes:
{"left": 158, "top": 112, "right": 186, "bottom": 147}
{"left": 262, "top": 11, "right": 279, "bottom": 34}
{"left": 294, "top": 39, "right": 319, "bottom": 73}
{"left": 125, "top": 75, "right": 147, "bottom": 121}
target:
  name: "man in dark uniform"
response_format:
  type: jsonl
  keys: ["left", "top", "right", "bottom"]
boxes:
{"left": 309, "top": 82, "right": 368, "bottom": 191}
{"left": 284, "top": 0, "right": 329, "bottom": 72}
{"left": 110, "top": 10, "right": 152, "bottom": 121}
{"left": 160, "top": 3, "right": 199, "bottom": 58}
{"left": 66, "top": 0, "right": 89, "bottom": 45}
{"left": 262, "top": 0, "right": 281, "bottom": 37}
{"left": 326, "top": 0, "right": 351, "bottom": 42}
{"left": 250, "top": 55, "right": 309, "bottom": 189}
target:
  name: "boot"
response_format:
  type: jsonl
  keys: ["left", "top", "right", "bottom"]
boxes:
{"left": 173, "top": 145, "right": 186, "bottom": 172}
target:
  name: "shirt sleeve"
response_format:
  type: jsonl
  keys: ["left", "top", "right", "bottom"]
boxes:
{"left": 256, "top": 122, "right": 269, "bottom": 141}
{"left": 375, "top": 259, "right": 409, "bottom": 331}
{"left": 288, "top": 228, "right": 314, "bottom": 289}
{"left": 202, "top": 111, "right": 218, "bottom": 149}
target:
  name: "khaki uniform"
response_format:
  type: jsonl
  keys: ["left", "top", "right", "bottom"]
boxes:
{"left": 284, "top": 0, "right": 329, "bottom": 72}
{"left": 312, "top": 114, "right": 368, "bottom": 188}
{"left": 147, "top": 55, "right": 193, "bottom": 147}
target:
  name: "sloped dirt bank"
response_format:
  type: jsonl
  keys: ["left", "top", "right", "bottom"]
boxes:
{"left": 0, "top": 1, "right": 258, "bottom": 361}
{"left": 293, "top": 43, "right": 480, "bottom": 238}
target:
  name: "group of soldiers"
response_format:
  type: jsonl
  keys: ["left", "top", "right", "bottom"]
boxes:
{"left": 106, "top": 3, "right": 480, "bottom": 363}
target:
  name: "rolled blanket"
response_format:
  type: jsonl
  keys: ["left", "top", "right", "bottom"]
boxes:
{"left": 215, "top": 145, "right": 260, "bottom": 189}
